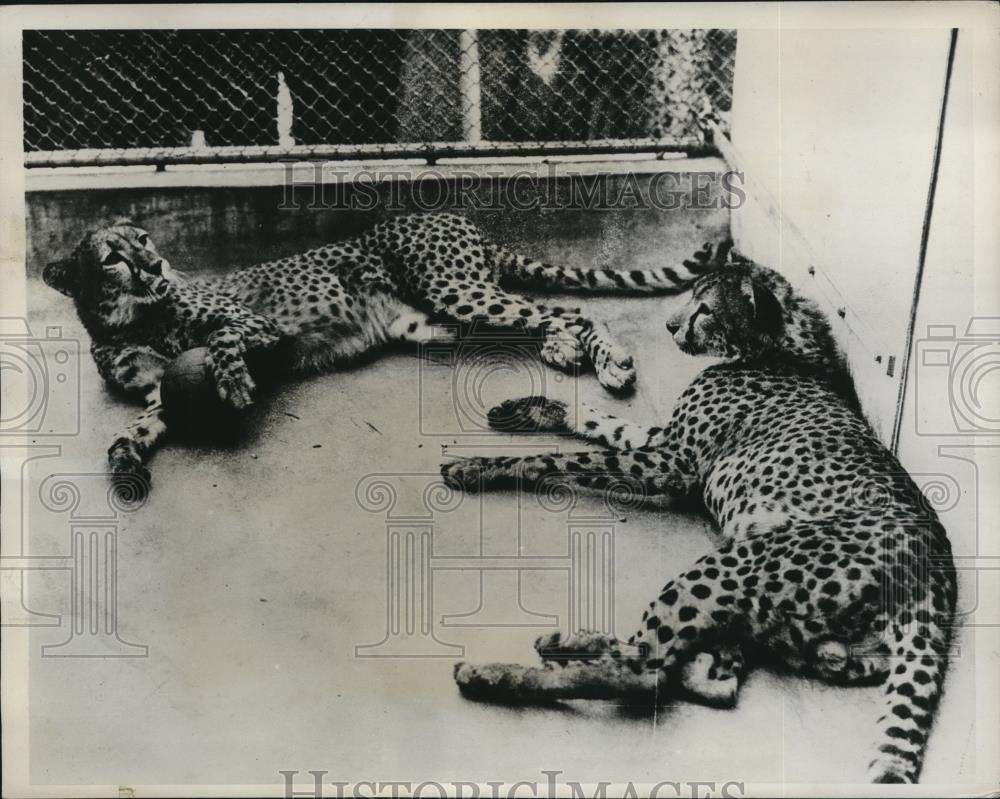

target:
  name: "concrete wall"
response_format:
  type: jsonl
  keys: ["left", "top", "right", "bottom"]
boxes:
{"left": 25, "top": 166, "right": 731, "bottom": 284}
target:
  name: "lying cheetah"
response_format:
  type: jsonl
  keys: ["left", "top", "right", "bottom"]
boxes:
{"left": 441, "top": 248, "right": 957, "bottom": 783}
{"left": 43, "top": 213, "right": 715, "bottom": 490}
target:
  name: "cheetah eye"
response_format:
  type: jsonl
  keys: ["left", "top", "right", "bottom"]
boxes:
{"left": 101, "top": 252, "right": 124, "bottom": 267}
{"left": 698, "top": 303, "right": 713, "bottom": 315}
{"left": 137, "top": 233, "right": 150, "bottom": 247}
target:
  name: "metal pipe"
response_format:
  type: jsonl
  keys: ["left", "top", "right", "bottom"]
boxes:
{"left": 25, "top": 138, "right": 714, "bottom": 169}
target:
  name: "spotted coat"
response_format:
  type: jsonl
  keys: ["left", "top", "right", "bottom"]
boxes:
{"left": 443, "top": 252, "right": 957, "bottom": 784}
{"left": 43, "top": 214, "right": 712, "bottom": 491}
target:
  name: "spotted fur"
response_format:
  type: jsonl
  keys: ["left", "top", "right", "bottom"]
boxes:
{"left": 44, "top": 214, "right": 712, "bottom": 492}
{"left": 442, "top": 249, "right": 957, "bottom": 784}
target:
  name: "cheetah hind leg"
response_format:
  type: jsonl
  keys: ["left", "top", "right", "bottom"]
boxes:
{"left": 534, "top": 630, "right": 638, "bottom": 665}
{"left": 534, "top": 631, "right": 743, "bottom": 708}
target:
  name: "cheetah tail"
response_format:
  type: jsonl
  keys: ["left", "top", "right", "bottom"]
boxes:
{"left": 489, "top": 240, "right": 730, "bottom": 295}
{"left": 867, "top": 624, "right": 951, "bottom": 783}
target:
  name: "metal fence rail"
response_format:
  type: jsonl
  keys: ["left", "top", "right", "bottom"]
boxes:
{"left": 23, "top": 29, "right": 736, "bottom": 168}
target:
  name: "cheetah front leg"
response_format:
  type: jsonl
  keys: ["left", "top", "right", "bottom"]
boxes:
{"left": 441, "top": 446, "right": 696, "bottom": 501}
{"left": 91, "top": 342, "right": 170, "bottom": 401}
{"left": 487, "top": 395, "right": 670, "bottom": 450}
{"left": 107, "top": 386, "right": 168, "bottom": 493}
{"left": 92, "top": 343, "right": 171, "bottom": 492}
{"left": 204, "top": 320, "right": 282, "bottom": 409}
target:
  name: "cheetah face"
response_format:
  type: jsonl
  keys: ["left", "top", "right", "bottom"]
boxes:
{"left": 43, "top": 219, "right": 174, "bottom": 306}
{"left": 665, "top": 266, "right": 784, "bottom": 359}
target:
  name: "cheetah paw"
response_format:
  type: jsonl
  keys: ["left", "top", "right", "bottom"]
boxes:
{"left": 108, "top": 445, "right": 151, "bottom": 500}
{"left": 453, "top": 661, "right": 551, "bottom": 704}
{"left": 679, "top": 652, "right": 740, "bottom": 709}
{"left": 487, "top": 396, "right": 569, "bottom": 433}
{"left": 453, "top": 662, "right": 505, "bottom": 701}
{"left": 540, "top": 330, "right": 585, "bottom": 371}
{"left": 595, "top": 353, "right": 636, "bottom": 395}
{"left": 213, "top": 365, "right": 256, "bottom": 410}
{"left": 440, "top": 457, "right": 488, "bottom": 492}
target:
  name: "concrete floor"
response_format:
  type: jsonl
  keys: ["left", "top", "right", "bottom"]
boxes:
{"left": 17, "top": 207, "right": 978, "bottom": 791}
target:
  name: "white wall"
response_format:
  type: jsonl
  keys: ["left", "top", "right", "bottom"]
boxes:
{"left": 895, "top": 30, "right": 1000, "bottom": 734}
{"left": 730, "top": 31, "right": 1000, "bottom": 778}
{"left": 728, "top": 28, "right": 953, "bottom": 440}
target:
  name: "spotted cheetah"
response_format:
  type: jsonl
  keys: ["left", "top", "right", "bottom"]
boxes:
{"left": 43, "top": 213, "right": 715, "bottom": 491}
{"left": 441, "top": 247, "right": 957, "bottom": 783}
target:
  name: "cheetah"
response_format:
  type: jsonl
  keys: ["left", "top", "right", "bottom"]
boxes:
{"left": 42, "top": 213, "right": 716, "bottom": 491}
{"left": 440, "top": 246, "right": 957, "bottom": 783}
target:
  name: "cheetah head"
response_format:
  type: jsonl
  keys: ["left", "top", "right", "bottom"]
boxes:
{"left": 43, "top": 219, "right": 176, "bottom": 308}
{"left": 665, "top": 259, "right": 785, "bottom": 359}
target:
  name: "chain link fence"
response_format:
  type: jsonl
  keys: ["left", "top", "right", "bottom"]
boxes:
{"left": 23, "top": 29, "right": 736, "bottom": 168}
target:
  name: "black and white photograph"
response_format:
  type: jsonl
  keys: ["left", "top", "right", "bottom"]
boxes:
{"left": 2, "top": 3, "right": 999, "bottom": 796}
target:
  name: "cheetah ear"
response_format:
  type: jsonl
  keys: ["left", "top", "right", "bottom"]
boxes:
{"left": 743, "top": 277, "right": 784, "bottom": 338}
{"left": 42, "top": 256, "right": 79, "bottom": 298}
